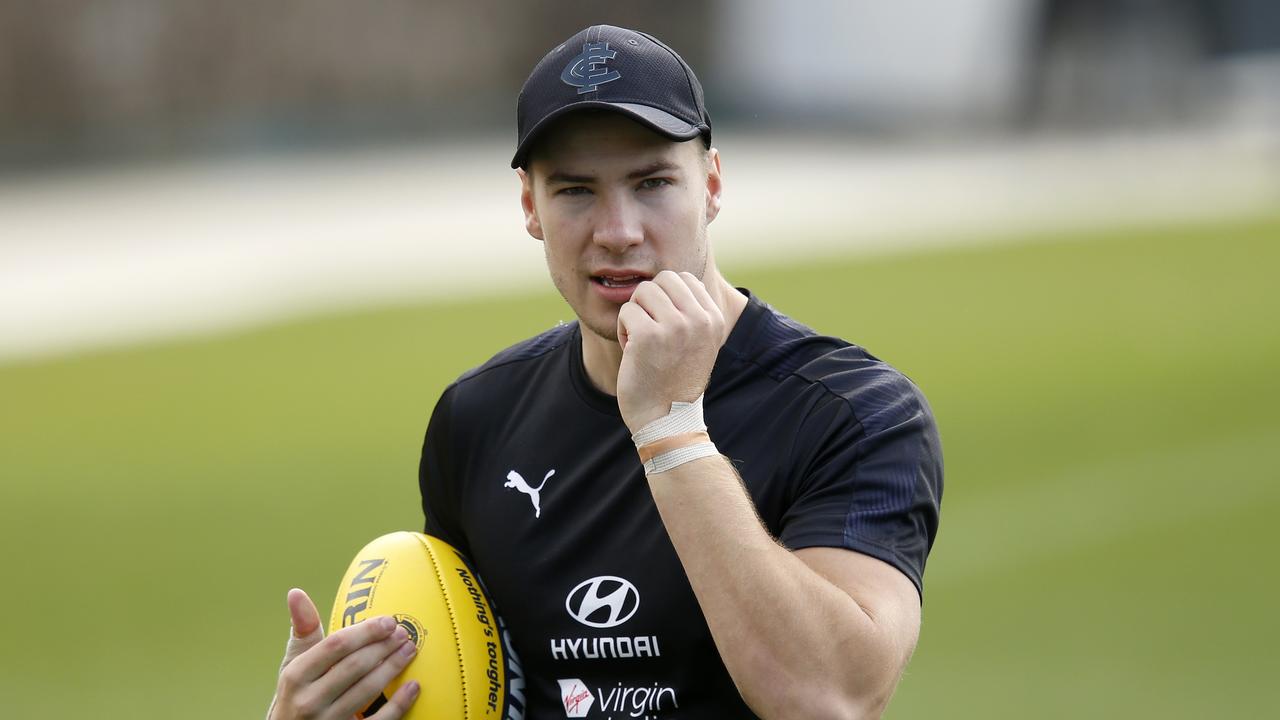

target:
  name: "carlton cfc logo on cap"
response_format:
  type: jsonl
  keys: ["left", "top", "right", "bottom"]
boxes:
{"left": 561, "top": 41, "right": 622, "bottom": 94}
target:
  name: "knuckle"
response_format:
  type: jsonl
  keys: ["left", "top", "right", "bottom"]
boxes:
{"left": 277, "top": 666, "right": 299, "bottom": 693}
{"left": 325, "top": 633, "right": 350, "bottom": 655}
{"left": 392, "top": 691, "right": 418, "bottom": 715}
{"left": 345, "top": 639, "right": 393, "bottom": 679}
{"left": 372, "top": 697, "right": 408, "bottom": 720}
{"left": 391, "top": 649, "right": 415, "bottom": 668}
{"left": 378, "top": 636, "right": 408, "bottom": 664}
{"left": 292, "top": 692, "right": 321, "bottom": 718}
{"left": 343, "top": 649, "right": 379, "bottom": 680}
{"left": 348, "top": 665, "right": 393, "bottom": 706}
{"left": 375, "top": 654, "right": 408, "bottom": 683}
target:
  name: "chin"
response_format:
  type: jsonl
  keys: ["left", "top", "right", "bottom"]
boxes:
{"left": 581, "top": 315, "right": 620, "bottom": 343}
{"left": 577, "top": 303, "right": 621, "bottom": 343}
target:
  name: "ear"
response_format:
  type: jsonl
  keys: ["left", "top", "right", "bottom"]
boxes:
{"left": 517, "top": 167, "right": 545, "bottom": 241}
{"left": 703, "top": 148, "right": 723, "bottom": 224}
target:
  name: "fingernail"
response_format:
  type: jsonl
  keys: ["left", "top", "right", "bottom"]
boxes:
{"left": 392, "top": 626, "right": 409, "bottom": 642}
{"left": 399, "top": 640, "right": 417, "bottom": 658}
{"left": 378, "top": 616, "right": 396, "bottom": 632}
{"left": 406, "top": 680, "right": 420, "bottom": 697}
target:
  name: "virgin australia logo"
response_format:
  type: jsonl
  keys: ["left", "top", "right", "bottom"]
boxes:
{"left": 504, "top": 468, "right": 556, "bottom": 518}
{"left": 557, "top": 678, "right": 594, "bottom": 717}
{"left": 566, "top": 576, "right": 639, "bottom": 628}
{"left": 561, "top": 41, "right": 621, "bottom": 94}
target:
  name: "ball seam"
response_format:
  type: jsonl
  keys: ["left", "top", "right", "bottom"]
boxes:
{"left": 418, "top": 533, "right": 469, "bottom": 720}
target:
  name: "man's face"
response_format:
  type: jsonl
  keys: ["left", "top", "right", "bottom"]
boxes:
{"left": 518, "top": 112, "right": 721, "bottom": 342}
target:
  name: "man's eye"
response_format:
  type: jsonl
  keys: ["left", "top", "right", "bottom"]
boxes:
{"left": 558, "top": 186, "right": 591, "bottom": 196}
{"left": 638, "top": 178, "right": 671, "bottom": 190}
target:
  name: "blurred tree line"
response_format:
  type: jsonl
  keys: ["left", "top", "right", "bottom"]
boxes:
{"left": 2, "top": 0, "right": 1275, "bottom": 167}
{"left": 0, "top": 0, "right": 712, "bottom": 164}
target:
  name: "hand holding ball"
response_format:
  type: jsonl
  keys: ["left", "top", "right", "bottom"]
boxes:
{"left": 328, "top": 532, "right": 510, "bottom": 720}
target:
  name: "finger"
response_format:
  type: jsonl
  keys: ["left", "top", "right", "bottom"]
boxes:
{"left": 289, "top": 588, "right": 322, "bottom": 640}
{"left": 617, "top": 301, "right": 656, "bottom": 351}
{"left": 280, "top": 588, "right": 325, "bottom": 673}
{"left": 309, "top": 625, "right": 412, "bottom": 709}
{"left": 629, "top": 278, "right": 681, "bottom": 323}
{"left": 678, "top": 272, "right": 721, "bottom": 317}
{"left": 651, "top": 270, "right": 702, "bottom": 314}
{"left": 290, "top": 615, "right": 399, "bottom": 685}
{"left": 365, "top": 680, "right": 421, "bottom": 720}
{"left": 331, "top": 639, "right": 420, "bottom": 719}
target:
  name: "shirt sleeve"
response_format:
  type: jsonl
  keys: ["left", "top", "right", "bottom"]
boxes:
{"left": 777, "top": 368, "right": 943, "bottom": 600}
{"left": 418, "top": 384, "right": 470, "bottom": 553}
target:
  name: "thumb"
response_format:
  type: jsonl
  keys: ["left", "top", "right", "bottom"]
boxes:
{"left": 280, "top": 588, "right": 324, "bottom": 670}
{"left": 617, "top": 306, "right": 631, "bottom": 352}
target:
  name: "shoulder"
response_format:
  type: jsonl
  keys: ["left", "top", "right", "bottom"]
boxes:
{"left": 737, "top": 300, "right": 931, "bottom": 434}
{"left": 456, "top": 321, "right": 575, "bottom": 384}
{"left": 799, "top": 346, "right": 933, "bottom": 440}
{"left": 441, "top": 321, "right": 577, "bottom": 410}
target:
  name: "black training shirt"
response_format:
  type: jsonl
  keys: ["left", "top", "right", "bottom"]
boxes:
{"left": 419, "top": 289, "right": 943, "bottom": 719}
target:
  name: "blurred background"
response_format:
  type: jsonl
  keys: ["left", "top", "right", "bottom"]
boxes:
{"left": 2, "top": 0, "right": 1278, "bottom": 717}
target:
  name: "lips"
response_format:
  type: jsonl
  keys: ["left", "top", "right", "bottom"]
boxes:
{"left": 594, "top": 274, "right": 644, "bottom": 288}
{"left": 590, "top": 269, "right": 653, "bottom": 287}
{"left": 589, "top": 269, "right": 652, "bottom": 303}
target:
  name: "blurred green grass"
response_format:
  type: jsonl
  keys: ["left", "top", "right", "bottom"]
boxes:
{"left": 2, "top": 214, "right": 1277, "bottom": 718}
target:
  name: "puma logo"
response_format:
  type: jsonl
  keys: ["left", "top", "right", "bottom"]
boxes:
{"left": 504, "top": 469, "right": 556, "bottom": 518}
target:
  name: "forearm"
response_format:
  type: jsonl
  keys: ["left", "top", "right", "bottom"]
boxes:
{"left": 646, "top": 454, "right": 903, "bottom": 719}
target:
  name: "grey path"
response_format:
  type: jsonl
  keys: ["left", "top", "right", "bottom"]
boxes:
{"left": 2, "top": 128, "right": 1277, "bottom": 364}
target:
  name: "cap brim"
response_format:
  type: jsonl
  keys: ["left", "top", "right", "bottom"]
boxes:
{"left": 511, "top": 101, "right": 704, "bottom": 169}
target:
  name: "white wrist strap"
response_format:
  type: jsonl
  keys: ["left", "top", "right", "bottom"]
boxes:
{"left": 631, "top": 395, "right": 719, "bottom": 474}
{"left": 631, "top": 394, "right": 706, "bottom": 445}
{"left": 642, "top": 441, "right": 720, "bottom": 474}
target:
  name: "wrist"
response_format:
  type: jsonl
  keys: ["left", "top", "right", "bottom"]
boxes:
{"left": 622, "top": 401, "right": 680, "bottom": 435}
{"left": 631, "top": 396, "right": 719, "bottom": 474}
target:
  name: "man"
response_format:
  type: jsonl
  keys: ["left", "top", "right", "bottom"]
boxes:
{"left": 267, "top": 24, "right": 942, "bottom": 720}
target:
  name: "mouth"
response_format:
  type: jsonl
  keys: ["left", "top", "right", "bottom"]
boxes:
{"left": 590, "top": 273, "right": 649, "bottom": 289}
{"left": 588, "top": 270, "right": 653, "bottom": 303}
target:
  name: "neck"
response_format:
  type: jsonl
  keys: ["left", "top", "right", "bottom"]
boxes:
{"left": 581, "top": 271, "right": 748, "bottom": 397}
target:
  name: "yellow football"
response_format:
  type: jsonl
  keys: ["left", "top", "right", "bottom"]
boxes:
{"left": 329, "top": 531, "right": 508, "bottom": 719}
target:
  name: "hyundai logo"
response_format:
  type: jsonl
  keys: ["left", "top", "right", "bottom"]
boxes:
{"left": 565, "top": 576, "right": 640, "bottom": 628}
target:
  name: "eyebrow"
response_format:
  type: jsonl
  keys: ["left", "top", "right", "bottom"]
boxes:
{"left": 545, "top": 160, "right": 682, "bottom": 185}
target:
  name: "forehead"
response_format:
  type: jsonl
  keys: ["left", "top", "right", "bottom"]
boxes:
{"left": 529, "top": 111, "right": 699, "bottom": 175}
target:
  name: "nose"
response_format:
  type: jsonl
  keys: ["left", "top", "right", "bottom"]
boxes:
{"left": 592, "top": 191, "right": 644, "bottom": 253}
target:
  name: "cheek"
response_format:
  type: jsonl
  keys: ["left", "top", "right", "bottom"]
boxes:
{"left": 673, "top": 184, "right": 706, "bottom": 218}
{"left": 650, "top": 190, "right": 705, "bottom": 239}
{"left": 539, "top": 226, "right": 585, "bottom": 285}
{"left": 542, "top": 236, "right": 570, "bottom": 274}
{"left": 538, "top": 204, "right": 585, "bottom": 244}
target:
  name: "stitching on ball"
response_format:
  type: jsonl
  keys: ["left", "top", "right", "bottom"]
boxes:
{"left": 419, "top": 534, "right": 469, "bottom": 720}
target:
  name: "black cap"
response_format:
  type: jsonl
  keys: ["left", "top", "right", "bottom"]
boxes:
{"left": 512, "top": 25, "right": 712, "bottom": 169}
